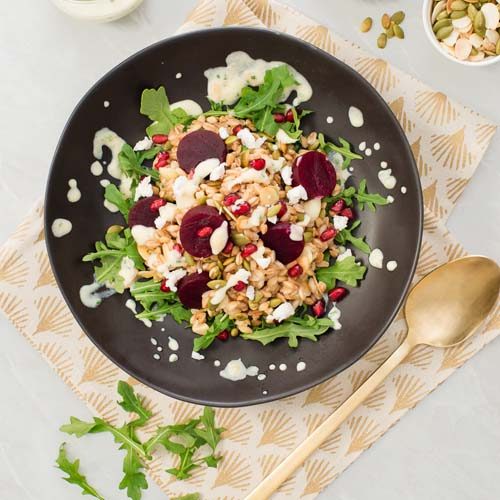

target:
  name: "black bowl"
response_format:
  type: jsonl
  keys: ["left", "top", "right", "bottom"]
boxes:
{"left": 45, "top": 27, "right": 422, "bottom": 407}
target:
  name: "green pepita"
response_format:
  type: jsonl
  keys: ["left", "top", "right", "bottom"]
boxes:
{"left": 451, "top": 0, "right": 467, "bottom": 10}
{"left": 393, "top": 24, "right": 405, "bottom": 39}
{"left": 209, "top": 266, "right": 221, "bottom": 279}
{"left": 207, "top": 279, "right": 226, "bottom": 290}
{"left": 235, "top": 313, "right": 247, "bottom": 321}
{"left": 473, "top": 11, "right": 485, "bottom": 33}
{"left": 266, "top": 204, "right": 281, "bottom": 217}
{"left": 308, "top": 139, "right": 320, "bottom": 150}
{"left": 467, "top": 4, "right": 478, "bottom": 19}
{"left": 162, "top": 142, "right": 173, "bottom": 151}
{"left": 436, "top": 10, "right": 449, "bottom": 21}
{"left": 436, "top": 25, "right": 454, "bottom": 40}
{"left": 391, "top": 10, "right": 405, "bottom": 25}
{"left": 496, "top": 39, "right": 500, "bottom": 55}
{"left": 381, "top": 13, "right": 391, "bottom": 29}
{"left": 196, "top": 195, "right": 207, "bottom": 205}
{"left": 385, "top": 25, "right": 395, "bottom": 38}
{"left": 254, "top": 291, "right": 263, "bottom": 302}
{"left": 248, "top": 301, "right": 259, "bottom": 311}
{"left": 184, "top": 253, "right": 195, "bottom": 266}
{"left": 241, "top": 150, "right": 250, "bottom": 168}
{"left": 243, "top": 260, "right": 251, "bottom": 271}
{"left": 106, "top": 225, "right": 123, "bottom": 234}
{"left": 450, "top": 10, "right": 467, "bottom": 19}
{"left": 224, "top": 135, "right": 238, "bottom": 145}
{"left": 377, "top": 33, "right": 387, "bottom": 49}
{"left": 269, "top": 298, "right": 283, "bottom": 308}
{"left": 217, "top": 260, "right": 224, "bottom": 271}
{"left": 433, "top": 18, "right": 452, "bottom": 33}
{"left": 296, "top": 213, "right": 305, "bottom": 222}
{"left": 231, "top": 232, "right": 250, "bottom": 247}
{"left": 222, "top": 256, "right": 235, "bottom": 266}
{"left": 304, "top": 230, "right": 314, "bottom": 242}
{"left": 271, "top": 149, "right": 281, "bottom": 160}
{"left": 360, "top": 17, "right": 373, "bottom": 33}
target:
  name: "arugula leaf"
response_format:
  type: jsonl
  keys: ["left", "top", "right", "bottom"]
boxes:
{"left": 335, "top": 220, "right": 371, "bottom": 254}
{"left": 318, "top": 133, "right": 363, "bottom": 169}
{"left": 117, "top": 381, "right": 152, "bottom": 427}
{"left": 355, "top": 179, "right": 389, "bottom": 211}
{"left": 118, "top": 427, "right": 148, "bottom": 500}
{"left": 55, "top": 443, "right": 105, "bottom": 500}
{"left": 130, "top": 279, "right": 192, "bottom": 324}
{"left": 83, "top": 228, "right": 144, "bottom": 293}
{"left": 194, "top": 407, "right": 223, "bottom": 451}
{"left": 193, "top": 313, "right": 233, "bottom": 352}
{"left": 119, "top": 143, "right": 160, "bottom": 184}
{"left": 242, "top": 315, "right": 333, "bottom": 348}
{"left": 316, "top": 256, "right": 367, "bottom": 289}
{"left": 60, "top": 417, "right": 97, "bottom": 438}
{"left": 104, "top": 183, "right": 133, "bottom": 220}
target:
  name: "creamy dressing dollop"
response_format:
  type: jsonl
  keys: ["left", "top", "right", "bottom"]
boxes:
{"left": 79, "top": 280, "right": 115, "bottom": 308}
{"left": 51, "top": 218, "right": 72, "bottom": 238}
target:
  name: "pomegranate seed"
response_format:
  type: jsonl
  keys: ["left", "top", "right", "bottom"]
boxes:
{"left": 232, "top": 125, "right": 243, "bottom": 135}
{"left": 217, "top": 330, "right": 229, "bottom": 341}
{"left": 277, "top": 200, "right": 287, "bottom": 218}
{"left": 273, "top": 113, "right": 286, "bottom": 123}
{"left": 312, "top": 299, "right": 326, "bottom": 317}
{"left": 285, "top": 109, "right": 295, "bottom": 122}
{"left": 222, "top": 241, "right": 234, "bottom": 254}
{"left": 173, "top": 243, "right": 184, "bottom": 254}
{"left": 233, "top": 280, "right": 246, "bottom": 292}
{"left": 197, "top": 226, "right": 214, "bottom": 238}
{"left": 154, "top": 151, "right": 170, "bottom": 169}
{"left": 152, "top": 134, "right": 168, "bottom": 144}
{"left": 232, "top": 201, "right": 251, "bottom": 216}
{"left": 154, "top": 159, "right": 169, "bottom": 170}
{"left": 223, "top": 193, "right": 240, "bottom": 207}
{"left": 328, "top": 287, "right": 348, "bottom": 302}
{"left": 241, "top": 243, "right": 258, "bottom": 258}
{"left": 160, "top": 279, "right": 170, "bottom": 293}
{"left": 320, "top": 227, "right": 337, "bottom": 242}
{"left": 329, "top": 199, "right": 345, "bottom": 214}
{"left": 288, "top": 264, "right": 303, "bottom": 278}
{"left": 149, "top": 198, "right": 166, "bottom": 212}
{"left": 340, "top": 207, "right": 354, "bottom": 220}
{"left": 249, "top": 158, "right": 266, "bottom": 170}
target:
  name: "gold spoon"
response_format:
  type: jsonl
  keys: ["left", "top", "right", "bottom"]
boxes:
{"left": 246, "top": 256, "right": 500, "bottom": 500}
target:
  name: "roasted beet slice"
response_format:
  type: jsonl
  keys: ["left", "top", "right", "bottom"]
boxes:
{"left": 177, "top": 130, "right": 226, "bottom": 173}
{"left": 179, "top": 205, "right": 228, "bottom": 258}
{"left": 128, "top": 196, "right": 161, "bottom": 228}
{"left": 177, "top": 271, "right": 210, "bottom": 309}
{"left": 262, "top": 222, "right": 305, "bottom": 265}
{"left": 292, "top": 151, "right": 336, "bottom": 198}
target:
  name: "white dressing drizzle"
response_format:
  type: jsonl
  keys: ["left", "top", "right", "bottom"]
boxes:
{"left": 79, "top": 280, "right": 115, "bottom": 308}
{"left": 219, "top": 358, "right": 259, "bottom": 382}
{"left": 51, "top": 218, "right": 72, "bottom": 238}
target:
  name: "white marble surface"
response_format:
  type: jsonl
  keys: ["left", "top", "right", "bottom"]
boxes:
{"left": 0, "top": 1, "right": 499, "bottom": 499}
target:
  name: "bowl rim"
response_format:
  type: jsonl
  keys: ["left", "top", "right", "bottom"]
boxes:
{"left": 422, "top": 0, "right": 500, "bottom": 67}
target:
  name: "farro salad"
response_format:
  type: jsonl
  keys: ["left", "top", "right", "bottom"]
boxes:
{"left": 83, "top": 59, "right": 389, "bottom": 353}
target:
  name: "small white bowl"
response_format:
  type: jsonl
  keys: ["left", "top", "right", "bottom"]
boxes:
{"left": 51, "top": 0, "right": 144, "bottom": 23}
{"left": 422, "top": 0, "right": 500, "bottom": 67}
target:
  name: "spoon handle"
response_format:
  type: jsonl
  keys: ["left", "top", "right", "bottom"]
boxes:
{"left": 245, "top": 338, "right": 415, "bottom": 500}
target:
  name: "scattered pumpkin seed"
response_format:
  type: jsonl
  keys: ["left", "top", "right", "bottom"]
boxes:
{"left": 450, "top": 10, "right": 467, "bottom": 19}
{"left": 271, "top": 149, "right": 281, "bottom": 160}
{"left": 386, "top": 25, "right": 395, "bottom": 38}
{"left": 207, "top": 279, "right": 226, "bottom": 290}
{"left": 474, "top": 11, "right": 485, "bottom": 32}
{"left": 196, "top": 195, "right": 207, "bottom": 205}
{"left": 184, "top": 253, "right": 195, "bottom": 266}
{"left": 243, "top": 260, "right": 251, "bottom": 271}
{"left": 240, "top": 150, "right": 250, "bottom": 168}
{"left": 304, "top": 230, "right": 314, "bottom": 242}
{"left": 381, "top": 13, "right": 391, "bottom": 29}
{"left": 451, "top": 0, "right": 467, "bottom": 10}
{"left": 296, "top": 213, "right": 305, "bottom": 222}
{"left": 231, "top": 232, "right": 250, "bottom": 246}
{"left": 391, "top": 10, "right": 405, "bottom": 24}
{"left": 254, "top": 291, "right": 263, "bottom": 302}
{"left": 209, "top": 266, "right": 221, "bottom": 279}
{"left": 393, "top": 24, "right": 405, "bottom": 39}
{"left": 270, "top": 298, "right": 283, "bottom": 308}
{"left": 436, "top": 10, "right": 449, "bottom": 21}
{"left": 433, "top": 18, "right": 452, "bottom": 33}
{"left": 106, "top": 225, "right": 123, "bottom": 234}
{"left": 360, "top": 17, "right": 373, "bottom": 32}
{"left": 224, "top": 135, "right": 238, "bottom": 145}
{"left": 467, "top": 4, "right": 478, "bottom": 19}
{"left": 377, "top": 33, "right": 388, "bottom": 48}
{"left": 266, "top": 204, "right": 282, "bottom": 217}
{"left": 436, "top": 25, "right": 454, "bottom": 40}
{"left": 248, "top": 301, "right": 259, "bottom": 311}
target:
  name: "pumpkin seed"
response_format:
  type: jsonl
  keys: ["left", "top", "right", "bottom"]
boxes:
{"left": 267, "top": 204, "right": 282, "bottom": 217}
{"left": 304, "top": 230, "right": 314, "bottom": 242}
{"left": 196, "top": 195, "right": 207, "bottom": 205}
{"left": 231, "top": 232, "right": 250, "bottom": 246}
{"left": 243, "top": 260, "right": 251, "bottom": 271}
{"left": 433, "top": 18, "right": 452, "bottom": 33}
{"left": 184, "top": 253, "right": 195, "bottom": 266}
{"left": 209, "top": 266, "right": 221, "bottom": 279}
{"left": 393, "top": 24, "right": 405, "bottom": 39}
{"left": 385, "top": 25, "right": 395, "bottom": 38}
{"left": 271, "top": 149, "right": 281, "bottom": 160}
{"left": 224, "top": 135, "right": 238, "bottom": 145}
{"left": 241, "top": 150, "right": 250, "bottom": 168}
{"left": 230, "top": 328, "right": 239, "bottom": 337}
{"left": 217, "top": 260, "right": 224, "bottom": 271}
{"left": 223, "top": 256, "right": 235, "bottom": 266}
{"left": 436, "top": 25, "right": 454, "bottom": 39}
{"left": 296, "top": 213, "right": 305, "bottom": 222}
{"left": 106, "top": 225, "right": 123, "bottom": 234}
{"left": 270, "top": 298, "right": 283, "bottom": 308}
{"left": 234, "top": 313, "right": 247, "bottom": 321}
{"left": 450, "top": 10, "right": 467, "bottom": 19}
{"left": 496, "top": 39, "right": 500, "bottom": 55}
{"left": 254, "top": 291, "right": 263, "bottom": 302}
{"left": 360, "top": 17, "right": 373, "bottom": 32}
{"left": 473, "top": 11, "right": 485, "bottom": 32}
{"left": 308, "top": 139, "right": 320, "bottom": 150}
{"left": 436, "top": 10, "right": 449, "bottom": 20}
{"left": 467, "top": 4, "right": 478, "bottom": 19}
{"left": 207, "top": 279, "right": 226, "bottom": 290}
{"left": 377, "top": 33, "right": 387, "bottom": 48}
{"left": 391, "top": 10, "right": 405, "bottom": 24}
{"left": 381, "top": 13, "right": 391, "bottom": 29}
{"left": 248, "top": 301, "right": 259, "bottom": 311}
{"left": 470, "top": 46, "right": 479, "bottom": 55}
{"left": 451, "top": 0, "right": 467, "bottom": 10}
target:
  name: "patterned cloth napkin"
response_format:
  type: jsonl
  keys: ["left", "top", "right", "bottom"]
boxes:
{"left": 0, "top": 1, "right": 498, "bottom": 498}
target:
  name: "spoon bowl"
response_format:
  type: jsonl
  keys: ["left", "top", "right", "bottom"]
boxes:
{"left": 405, "top": 256, "right": 500, "bottom": 348}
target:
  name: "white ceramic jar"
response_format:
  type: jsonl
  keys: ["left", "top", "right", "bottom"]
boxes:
{"left": 50, "top": 0, "right": 144, "bottom": 22}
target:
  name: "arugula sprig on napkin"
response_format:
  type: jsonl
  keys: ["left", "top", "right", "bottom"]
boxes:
{"left": 58, "top": 381, "right": 221, "bottom": 500}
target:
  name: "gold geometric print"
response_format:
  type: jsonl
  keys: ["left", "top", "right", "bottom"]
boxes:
{"left": 79, "top": 346, "right": 119, "bottom": 386}
{"left": 244, "top": 0, "right": 279, "bottom": 27}
{"left": 440, "top": 342, "right": 476, "bottom": 371}
{"left": 39, "top": 342, "right": 74, "bottom": 384}
{"left": 391, "top": 374, "right": 427, "bottom": 413}
{"left": 475, "top": 123, "right": 497, "bottom": 148}
{"left": 258, "top": 455, "right": 295, "bottom": 493}
{"left": 302, "top": 458, "right": 336, "bottom": 496}
{"left": 33, "top": 295, "right": 73, "bottom": 336}
{"left": 258, "top": 409, "right": 296, "bottom": 449}
{"left": 224, "top": 0, "right": 262, "bottom": 26}
{"left": 415, "top": 91, "right": 458, "bottom": 126}
{"left": 411, "top": 137, "right": 431, "bottom": 177}
{"left": 364, "top": 384, "right": 387, "bottom": 410}
{"left": 213, "top": 450, "right": 252, "bottom": 490}
{"left": 347, "top": 416, "right": 381, "bottom": 454}
{"left": 402, "top": 344, "right": 433, "bottom": 369}
{"left": 363, "top": 338, "right": 390, "bottom": 365}
{"left": 423, "top": 210, "right": 440, "bottom": 235}
{"left": 0, "top": 292, "right": 28, "bottom": 332}
{"left": 443, "top": 241, "right": 467, "bottom": 262}
{"left": 34, "top": 226, "right": 45, "bottom": 244}
{"left": 430, "top": 127, "right": 471, "bottom": 170}
{"left": 140, "top": 399, "right": 164, "bottom": 434}
{"left": 35, "top": 250, "right": 56, "bottom": 288}
{"left": 0, "top": 248, "right": 28, "bottom": 286}
{"left": 85, "top": 391, "right": 120, "bottom": 425}
{"left": 185, "top": 0, "right": 216, "bottom": 26}
{"left": 349, "top": 369, "right": 370, "bottom": 392}
{"left": 415, "top": 241, "right": 439, "bottom": 277}
{"left": 354, "top": 57, "right": 398, "bottom": 92}
{"left": 423, "top": 180, "right": 446, "bottom": 219}
{"left": 445, "top": 177, "right": 468, "bottom": 205}
{"left": 169, "top": 400, "right": 200, "bottom": 423}
{"left": 218, "top": 408, "right": 252, "bottom": 445}
{"left": 302, "top": 378, "right": 343, "bottom": 408}
{"left": 295, "top": 24, "right": 336, "bottom": 55}
{"left": 389, "top": 97, "right": 413, "bottom": 134}
{"left": 304, "top": 413, "right": 342, "bottom": 453}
